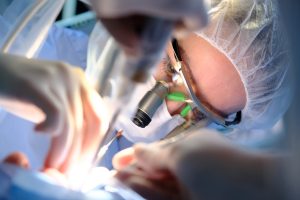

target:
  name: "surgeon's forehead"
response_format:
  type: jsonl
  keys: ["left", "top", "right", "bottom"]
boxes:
{"left": 168, "top": 40, "right": 207, "bottom": 103}
{"left": 174, "top": 34, "right": 246, "bottom": 115}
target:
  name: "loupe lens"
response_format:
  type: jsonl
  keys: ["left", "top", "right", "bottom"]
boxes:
{"left": 132, "top": 81, "right": 169, "bottom": 128}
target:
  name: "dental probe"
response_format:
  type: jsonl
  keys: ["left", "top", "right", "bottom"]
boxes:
{"left": 96, "top": 129, "right": 123, "bottom": 163}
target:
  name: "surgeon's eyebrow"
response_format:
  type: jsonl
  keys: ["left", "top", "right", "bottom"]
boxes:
{"left": 176, "top": 42, "right": 200, "bottom": 96}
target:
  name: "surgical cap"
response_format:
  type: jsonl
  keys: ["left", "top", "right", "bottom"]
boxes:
{"left": 197, "top": 0, "right": 290, "bottom": 130}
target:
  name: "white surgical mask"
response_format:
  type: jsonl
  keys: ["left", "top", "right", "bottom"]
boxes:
{"left": 114, "top": 77, "right": 185, "bottom": 143}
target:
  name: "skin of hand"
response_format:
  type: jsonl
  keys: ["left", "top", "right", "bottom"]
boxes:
{"left": 114, "top": 161, "right": 190, "bottom": 200}
{"left": 113, "top": 129, "right": 285, "bottom": 200}
{"left": 0, "top": 53, "right": 109, "bottom": 173}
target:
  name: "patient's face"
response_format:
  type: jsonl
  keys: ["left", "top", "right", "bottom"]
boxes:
{"left": 155, "top": 33, "right": 246, "bottom": 117}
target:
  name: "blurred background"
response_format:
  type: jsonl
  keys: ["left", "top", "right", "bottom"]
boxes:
{"left": 56, "top": 0, "right": 95, "bottom": 34}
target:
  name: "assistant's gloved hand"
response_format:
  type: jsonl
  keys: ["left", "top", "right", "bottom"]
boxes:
{"left": 87, "top": 0, "right": 208, "bottom": 55}
{"left": 113, "top": 130, "right": 281, "bottom": 200}
{"left": 0, "top": 53, "right": 109, "bottom": 173}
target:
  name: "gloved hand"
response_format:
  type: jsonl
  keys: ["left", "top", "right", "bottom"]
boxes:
{"left": 113, "top": 130, "right": 281, "bottom": 200}
{"left": 0, "top": 53, "right": 109, "bottom": 173}
{"left": 87, "top": 0, "right": 208, "bottom": 55}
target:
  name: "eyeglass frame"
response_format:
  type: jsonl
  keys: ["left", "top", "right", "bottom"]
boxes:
{"left": 171, "top": 39, "right": 242, "bottom": 127}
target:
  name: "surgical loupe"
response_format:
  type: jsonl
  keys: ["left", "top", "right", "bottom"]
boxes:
{"left": 132, "top": 81, "right": 169, "bottom": 128}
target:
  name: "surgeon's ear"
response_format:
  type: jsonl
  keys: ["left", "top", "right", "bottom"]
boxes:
{"left": 3, "top": 152, "right": 30, "bottom": 169}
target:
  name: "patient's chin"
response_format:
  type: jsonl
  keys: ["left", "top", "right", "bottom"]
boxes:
{"left": 3, "top": 152, "right": 30, "bottom": 169}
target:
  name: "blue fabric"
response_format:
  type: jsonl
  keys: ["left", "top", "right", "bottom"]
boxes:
{"left": 0, "top": 163, "right": 85, "bottom": 200}
{"left": 38, "top": 25, "right": 89, "bottom": 70}
{"left": 9, "top": 185, "right": 54, "bottom": 200}
{"left": 99, "top": 136, "right": 133, "bottom": 169}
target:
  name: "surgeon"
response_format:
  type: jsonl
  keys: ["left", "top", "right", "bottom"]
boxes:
{"left": 111, "top": 0, "right": 291, "bottom": 199}
{"left": 103, "top": 0, "right": 290, "bottom": 158}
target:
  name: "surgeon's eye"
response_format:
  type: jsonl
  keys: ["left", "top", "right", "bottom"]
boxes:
{"left": 163, "top": 56, "right": 176, "bottom": 76}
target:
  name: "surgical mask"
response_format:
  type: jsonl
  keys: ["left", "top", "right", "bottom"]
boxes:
{"left": 114, "top": 77, "right": 185, "bottom": 143}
